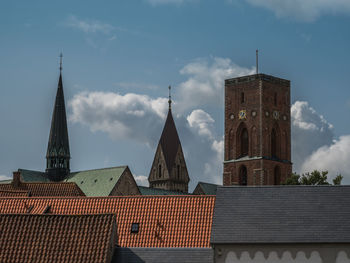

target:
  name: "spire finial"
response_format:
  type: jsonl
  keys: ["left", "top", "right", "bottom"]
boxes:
{"left": 168, "top": 85, "right": 172, "bottom": 110}
{"left": 59, "top": 53, "right": 63, "bottom": 73}
{"left": 256, "top": 49, "right": 258, "bottom": 74}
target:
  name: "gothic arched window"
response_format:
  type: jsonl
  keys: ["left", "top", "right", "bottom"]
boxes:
{"left": 241, "top": 128, "right": 249, "bottom": 157}
{"left": 271, "top": 128, "right": 277, "bottom": 158}
{"left": 241, "top": 92, "right": 245, "bottom": 103}
{"left": 239, "top": 165, "right": 248, "bottom": 186}
{"left": 177, "top": 165, "right": 180, "bottom": 179}
{"left": 274, "top": 166, "right": 281, "bottom": 185}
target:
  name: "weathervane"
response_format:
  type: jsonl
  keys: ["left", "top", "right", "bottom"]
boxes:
{"left": 168, "top": 85, "right": 172, "bottom": 110}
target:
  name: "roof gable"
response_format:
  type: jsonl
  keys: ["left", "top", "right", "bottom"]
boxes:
{"left": 0, "top": 214, "right": 116, "bottom": 263}
{"left": 0, "top": 195, "right": 216, "bottom": 247}
{"left": 211, "top": 186, "right": 350, "bottom": 244}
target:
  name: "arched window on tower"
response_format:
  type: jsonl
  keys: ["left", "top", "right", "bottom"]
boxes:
{"left": 274, "top": 166, "right": 281, "bottom": 185}
{"left": 241, "top": 128, "right": 249, "bottom": 157}
{"left": 241, "top": 92, "right": 245, "bottom": 103}
{"left": 239, "top": 165, "right": 248, "bottom": 186}
{"left": 177, "top": 164, "right": 180, "bottom": 179}
{"left": 271, "top": 128, "right": 277, "bottom": 158}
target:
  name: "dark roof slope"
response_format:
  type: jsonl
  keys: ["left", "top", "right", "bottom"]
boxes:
{"left": 0, "top": 195, "right": 215, "bottom": 247}
{"left": 0, "top": 182, "right": 85, "bottom": 197}
{"left": 159, "top": 109, "right": 181, "bottom": 172}
{"left": 0, "top": 214, "right": 116, "bottom": 263}
{"left": 211, "top": 186, "right": 350, "bottom": 244}
{"left": 113, "top": 248, "right": 213, "bottom": 263}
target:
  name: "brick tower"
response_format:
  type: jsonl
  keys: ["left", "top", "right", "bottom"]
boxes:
{"left": 223, "top": 74, "right": 292, "bottom": 186}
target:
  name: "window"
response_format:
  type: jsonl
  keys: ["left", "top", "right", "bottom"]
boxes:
{"left": 177, "top": 165, "right": 180, "bottom": 178}
{"left": 241, "top": 92, "right": 245, "bottom": 103}
{"left": 131, "top": 223, "right": 139, "bottom": 233}
{"left": 239, "top": 166, "right": 248, "bottom": 186}
{"left": 241, "top": 128, "right": 249, "bottom": 157}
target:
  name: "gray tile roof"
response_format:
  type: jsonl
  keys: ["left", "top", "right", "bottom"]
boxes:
{"left": 113, "top": 248, "right": 213, "bottom": 263}
{"left": 211, "top": 185, "right": 350, "bottom": 244}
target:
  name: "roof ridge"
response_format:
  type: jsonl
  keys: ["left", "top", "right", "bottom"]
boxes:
{"left": 70, "top": 165, "right": 127, "bottom": 173}
{"left": 0, "top": 195, "right": 216, "bottom": 200}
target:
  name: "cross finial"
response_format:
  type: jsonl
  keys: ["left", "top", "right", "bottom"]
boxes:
{"left": 168, "top": 85, "right": 172, "bottom": 110}
{"left": 59, "top": 53, "right": 63, "bottom": 73}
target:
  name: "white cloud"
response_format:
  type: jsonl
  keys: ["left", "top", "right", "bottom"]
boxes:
{"left": 177, "top": 57, "right": 255, "bottom": 111}
{"left": 0, "top": 175, "right": 11, "bottom": 181}
{"left": 243, "top": 0, "right": 350, "bottom": 21}
{"left": 134, "top": 175, "right": 149, "bottom": 186}
{"left": 186, "top": 109, "right": 223, "bottom": 184}
{"left": 69, "top": 91, "right": 168, "bottom": 146}
{"left": 64, "top": 15, "right": 114, "bottom": 34}
{"left": 291, "top": 101, "right": 334, "bottom": 173}
{"left": 301, "top": 135, "right": 350, "bottom": 183}
{"left": 187, "top": 109, "right": 215, "bottom": 139}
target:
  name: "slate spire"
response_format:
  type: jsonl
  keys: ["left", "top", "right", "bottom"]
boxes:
{"left": 46, "top": 54, "right": 70, "bottom": 181}
{"left": 148, "top": 86, "right": 190, "bottom": 193}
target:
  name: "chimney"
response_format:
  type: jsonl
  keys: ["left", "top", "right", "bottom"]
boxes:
{"left": 12, "top": 171, "right": 21, "bottom": 187}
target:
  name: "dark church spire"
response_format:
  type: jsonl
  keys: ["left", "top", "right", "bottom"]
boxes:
{"left": 46, "top": 54, "right": 70, "bottom": 181}
{"left": 148, "top": 86, "right": 190, "bottom": 193}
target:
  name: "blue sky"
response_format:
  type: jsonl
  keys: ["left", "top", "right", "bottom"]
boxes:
{"left": 1, "top": 0, "right": 350, "bottom": 189}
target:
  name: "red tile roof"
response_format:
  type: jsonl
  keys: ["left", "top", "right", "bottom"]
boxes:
{"left": 0, "top": 195, "right": 215, "bottom": 247}
{"left": 0, "top": 214, "right": 116, "bottom": 263}
{"left": 0, "top": 182, "right": 85, "bottom": 197}
{"left": 0, "top": 190, "right": 29, "bottom": 197}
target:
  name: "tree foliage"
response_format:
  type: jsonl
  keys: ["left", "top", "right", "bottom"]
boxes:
{"left": 283, "top": 170, "right": 343, "bottom": 185}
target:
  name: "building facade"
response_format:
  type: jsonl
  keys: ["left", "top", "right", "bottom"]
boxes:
{"left": 223, "top": 74, "right": 292, "bottom": 186}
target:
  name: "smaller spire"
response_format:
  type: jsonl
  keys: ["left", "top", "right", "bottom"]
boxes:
{"left": 168, "top": 85, "right": 172, "bottom": 110}
{"left": 59, "top": 53, "right": 63, "bottom": 73}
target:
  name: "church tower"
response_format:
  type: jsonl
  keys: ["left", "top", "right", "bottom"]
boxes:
{"left": 46, "top": 54, "right": 70, "bottom": 181}
{"left": 223, "top": 74, "right": 292, "bottom": 186}
{"left": 148, "top": 87, "right": 190, "bottom": 193}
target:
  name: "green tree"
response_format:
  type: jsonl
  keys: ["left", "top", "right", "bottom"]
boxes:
{"left": 283, "top": 170, "right": 343, "bottom": 185}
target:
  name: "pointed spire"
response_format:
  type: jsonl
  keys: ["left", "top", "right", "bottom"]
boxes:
{"left": 46, "top": 55, "right": 70, "bottom": 181}
{"left": 148, "top": 88, "right": 190, "bottom": 192}
{"left": 168, "top": 85, "right": 172, "bottom": 110}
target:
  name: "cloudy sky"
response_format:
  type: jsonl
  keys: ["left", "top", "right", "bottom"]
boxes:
{"left": 1, "top": 0, "right": 350, "bottom": 189}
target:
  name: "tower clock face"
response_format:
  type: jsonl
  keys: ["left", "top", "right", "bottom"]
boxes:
{"left": 251, "top": 110, "right": 257, "bottom": 117}
{"left": 239, "top": 110, "right": 247, "bottom": 120}
{"left": 273, "top": 111, "right": 279, "bottom": 120}
{"left": 230, "top": 113, "right": 234, "bottom": 120}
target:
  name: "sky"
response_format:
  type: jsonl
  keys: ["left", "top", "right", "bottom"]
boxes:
{"left": 1, "top": 0, "right": 350, "bottom": 190}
